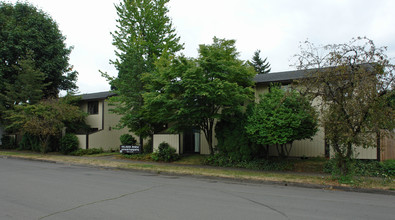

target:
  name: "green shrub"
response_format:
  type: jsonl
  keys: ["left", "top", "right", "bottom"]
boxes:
{"left": 60, "top": 133, "right": 79, "bottom": 155}
{"left": 203, "top": 153, "right": 293, "bottom": 171}
{"left": 324, "top": 158, "right": 395, "bottom": 178}
{"left": 18, "top": 133, "right": 40, "bottom": 151}
{"left": 0, "top": 135, "right": 16, "bottom": 149}
{"left": 120, "top": 134, "right": 137, "bottom": 145}
{"left": 381, "top": 160, "right": 395, "bottom": 176}
{"left": 143, "top": 138, "right": 153, "bottom": 153}
{"left": 215, "top": 108, "right": 263, "bottom": 161}
{"left": 70, "top": 148, "right": 104, "bottom": 156}
{"left": 151, "top": 142, "right": 179, "bottom": 162}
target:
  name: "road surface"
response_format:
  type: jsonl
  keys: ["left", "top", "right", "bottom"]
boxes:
{"left": 0, "top": 158, "right": 394, "bottom": 220}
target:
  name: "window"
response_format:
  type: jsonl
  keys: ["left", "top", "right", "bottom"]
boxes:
{"left": 88, "top": 101, "right": 99, "bottom": 115}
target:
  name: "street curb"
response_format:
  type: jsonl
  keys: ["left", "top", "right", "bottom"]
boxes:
{"left": 1, "top": 155, "right": 394, "bottom": 196}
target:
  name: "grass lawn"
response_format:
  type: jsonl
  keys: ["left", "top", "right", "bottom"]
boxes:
{"left": 1, "top": 150, "right": 393, "bottom": 191}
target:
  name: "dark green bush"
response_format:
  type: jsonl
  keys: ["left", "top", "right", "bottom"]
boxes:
{"left": 143, "top": 138, "right": 153, "bottom": 153}
{"left": 18, "top": 133, "right": 40, "bottom": 151}
{"left": 203, "top": 153, "right": 293, "bottom": 171}
{"left": 215, "top": 108, "right": 263, "bottom": 161}
{"left": 70, "top": 148, "right": 104, "bottom": 156}
{"left": 60, "top": 133, "right": 79, "bottom": 154}
{"left": 151, "top": 142, "right": 179, "bottom": 162}
{"left": 381, "top": 160, "right": 395, "bottom": 176}
{"left": 0, "top": 135, "right": 16, "bottom": 149}
{"left": 324, "top": 158, "right": 395, "bottom": 177}
{"left": 120, "top": 134, "right": 137, "bottom": 145}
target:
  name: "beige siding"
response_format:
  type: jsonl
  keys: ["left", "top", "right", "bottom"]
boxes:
{"left": 354, "top": 147, "right": 377, "bottom": 159}
{"left": 153, "top": 134, "right": 180, "bottom": 154}
{"left": 83, "top": 101, "right": 103, "bottom": 130}
{"left": 290, "top": 128, "right": 326, "bottom": 157}
{"left": 329, "top": 146, "right": 377, "bottom": 160}
{"left": 200, "top": 130, "right": 216, "bottom": 155}
{"left": 268, "top": 128, "right": 325, "bottom": 157}
{"left": 254, "top": 85, "right": 269, "bottom": 101}
{"left": 76, "top": 134, "right": 87, "bottom": 149}
{"left": 77, "top": 100, "right": 137, "bottom": 151}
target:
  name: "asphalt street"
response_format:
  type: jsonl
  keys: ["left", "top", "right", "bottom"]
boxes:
{"left": 0, "top": 158, "right": 394, "bottom": 220}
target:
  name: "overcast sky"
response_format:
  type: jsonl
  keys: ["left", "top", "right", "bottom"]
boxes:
{"left": 6, "top": 0, "right": 395, "bottom": 94}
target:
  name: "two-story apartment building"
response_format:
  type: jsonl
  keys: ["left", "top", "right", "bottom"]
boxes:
{"left": 78, "top": 70, "right": 393, "bottom": 160}
{"left": 76, "top": 91, "right": 137, "bottom": 150}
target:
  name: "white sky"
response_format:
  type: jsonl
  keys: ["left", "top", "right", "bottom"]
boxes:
{"left": 6, "top": 0, "right": 395, "bottom": 94}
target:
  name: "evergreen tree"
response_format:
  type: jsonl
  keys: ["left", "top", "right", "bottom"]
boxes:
{"left": 4, "top": 52, "right": 49, "bottom": 105}
{"left": 250, "top": 50, "right": 271, "bottom": 74}
{"left": 102, "top": 0, "right": 183, "bottom": 146}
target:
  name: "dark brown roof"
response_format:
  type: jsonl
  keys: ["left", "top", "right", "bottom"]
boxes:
{"left": 78, "top": 91, "right": 116, "bottom": 101}
{"left": 254, "top": 69, "right": 308, "bottom": 84}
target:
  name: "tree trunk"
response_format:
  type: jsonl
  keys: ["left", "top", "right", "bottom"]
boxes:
{"left": 204, "top": 121, "right": 215, "bottom": 155}
{"left": 376, "top": 131, "right": 381, "bottom": 162}
{"left": 139, "top": 136, "right": 143, "bottom": 152}
{"left": 40, "top": 135, "right": 51, "bottom": 154}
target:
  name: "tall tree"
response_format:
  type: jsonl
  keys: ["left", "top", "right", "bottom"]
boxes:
{"left": 103, "top": 0, "right": 183, "bottom": 147}
{"left": 250, "top": 50, "right": 271, "bottom": 74}
{"left": 0, "top": 2, "right": 78, "bottom": 116}
{"left": 4, "top": 52, "right": 49, "bottom": 106}
{"left": 143, "top": 37, "right": 256, "bottom": 155}
{"left": 294, "top": 37, "right": 395, "bottom": 174}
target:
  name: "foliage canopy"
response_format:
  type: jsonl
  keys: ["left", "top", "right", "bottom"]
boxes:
{"left": 245, "top": 86, "right": 318, "bottom": 157}
{"left": 102, "top": 0, "right": 183, "bottom": 144}
{"left": 5, "top": 96, "right": 86, "bottom": 153}
{"left": 294, "top": 37, "right": 395, "bottom": 174}
{"left": 0, "top": 1, "right": 78, "bottom": 118}
{"left": 143, "top": 37, "right": 256, "bottom": 155}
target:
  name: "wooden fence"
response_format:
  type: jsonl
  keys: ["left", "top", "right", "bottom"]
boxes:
{"left": 380, "top": 134, "right": 395, "bottom": 161}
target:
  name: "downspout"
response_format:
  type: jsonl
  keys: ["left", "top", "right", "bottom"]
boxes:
{"left": 86, "top": 132, "right": 89, "bottom": 150}
{"left": 102, "top": 100, "right": 105, "bottom": 130}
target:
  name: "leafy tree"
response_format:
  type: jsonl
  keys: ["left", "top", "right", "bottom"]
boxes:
{"left": 294, "top": 37, "right": 395, "bottom": 174}
{"left": 250, "top": 50, "right": 271, "bottom": 74}
{"left": 102, "top": 0, "right": 183, "bottom": 147}
{"left": 215, "top": 107, "right": 261, "bottom": 161}
{"left": 245, "top": 86, "right": 318, "bottom": 157}
{"left": 4, "top": 52, "right": 49, "bottom": 105}
{"left": 0, "top": 2, "right": 77, "bottom": 120}
{"left": 5, "top": 97, "right": 86, "bottom": 153}
{"left": 143, "top": 37, "right": 256, "bottom": 155}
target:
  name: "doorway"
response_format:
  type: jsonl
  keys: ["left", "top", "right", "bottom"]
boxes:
{"left": 183, "top": 129, "right": 200, "bottom": 154}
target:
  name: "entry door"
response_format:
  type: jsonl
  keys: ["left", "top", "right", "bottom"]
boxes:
{"left": 183, "top": 129, "right": 200, "bottom": 154}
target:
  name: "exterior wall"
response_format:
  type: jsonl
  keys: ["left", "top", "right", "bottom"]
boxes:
{"left": 153, "top": 134, "right": 180, "bottom": 154}
{"left": 77, "top": 100, "right": 137, "bottom": 151}
{"left": 354, "top": 147, "right": 377, "bottom": 159}
{"left": 82, "top": 101, "right": 103, "bottom": 130}
{"left": 329, "top": 146, "right": 377, "bottom": 160}
{"left": 267, "top": 128, "right": 326, "bottom": 157}
{"left": 76, "top": 134, "right": 87, "bottom": 149}
{"left": 200, "top": 130, "right": 216, "bottom": 155}
{"left": 254, "top": 85, "right": 269, "bottom": 101}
